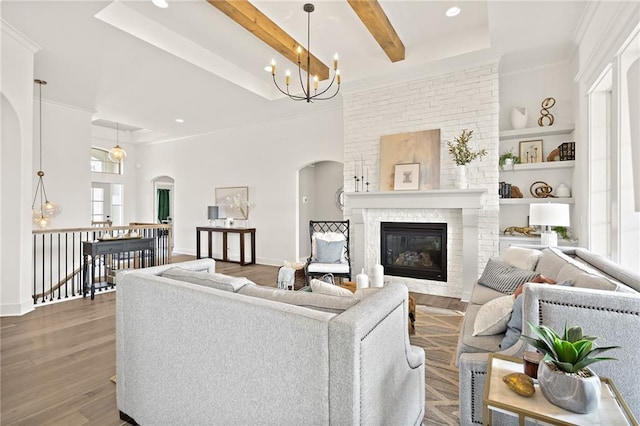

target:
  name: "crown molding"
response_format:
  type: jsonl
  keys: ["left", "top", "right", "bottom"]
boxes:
{"left": 1, "top": 18, "right": 41, "bottom": 53}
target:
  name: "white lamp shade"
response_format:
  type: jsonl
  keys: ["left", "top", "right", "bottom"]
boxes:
{"left": 529, "top": 203, "right": 570, "bottom": 227}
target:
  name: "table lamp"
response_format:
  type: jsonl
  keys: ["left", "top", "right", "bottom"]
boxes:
{"left": 207, "top": 206, "right": 219, "bottom": 226}
{"left": 529, "top": 203, "right": 570, "bottom": 246}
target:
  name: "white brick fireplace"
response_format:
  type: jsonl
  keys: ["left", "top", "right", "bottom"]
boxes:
{"left": 342, "top": 63, "right": 500, "bottom": 300}
{"left": 347, "top": 190, "right": 486, "bottom": 301}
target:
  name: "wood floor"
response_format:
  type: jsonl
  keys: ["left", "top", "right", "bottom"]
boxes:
{"left": 1, "top": 258, "right": 466, "bottom": 425}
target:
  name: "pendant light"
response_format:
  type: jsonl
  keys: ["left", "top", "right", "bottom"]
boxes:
{"left": 31, "top": 79, "right": 61, "bottom": 228}
{"left": 108, "top": 122, "right": 127, "bottom": 162}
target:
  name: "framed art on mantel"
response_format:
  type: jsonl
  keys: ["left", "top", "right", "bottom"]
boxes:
{"left": 394, "top": 163, "right": 420, "bottom": 190}
{"left": 380, "top": 129, "right": 441, "bottom": 191}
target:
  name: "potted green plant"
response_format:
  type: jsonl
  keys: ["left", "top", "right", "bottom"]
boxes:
{"left": 520, "top": 323, "right": 619, "bottom": 414}
{"left": 447, "top": 129, "right": 487, "bottom": 188}
{"left": 499, "top": 149, "right": 520, "bottom": 170}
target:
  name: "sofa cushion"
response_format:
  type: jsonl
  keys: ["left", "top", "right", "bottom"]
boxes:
{"left": 310, "top": 279, "right": 354, "bottom": 297}
{"left": 499, "top": 246, "right": 543, "bottom": 271}
{"left": 160, "top": 268, "right": 250, "bottom": 292}
{"left": 556, "top": 263, "right": 618, "bottom": 291}
{"left": 478, "top": 259, "right": 538, "bottom": 295}
{"left": 473, "top": 295, "right": 515, "bottom": 336}
{"left": 238, "top": 284, "right": 359, "bottom": 314}
{"left": 469, "top": 282, "right": 506, "bottom": 306}
{"left": 534, "top": 247, "right": 571, "bottom": 278}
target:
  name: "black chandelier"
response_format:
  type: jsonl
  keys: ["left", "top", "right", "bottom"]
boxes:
{"left": 270, "top": 3, "right": 341, "bottom": 102}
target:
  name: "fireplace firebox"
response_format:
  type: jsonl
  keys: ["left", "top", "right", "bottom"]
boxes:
{"left": 380, "top": 222, "right": 447, "bottom": 281}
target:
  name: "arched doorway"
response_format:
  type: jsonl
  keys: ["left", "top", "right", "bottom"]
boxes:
{"left": 152, "top": 176, "right": 175, "bottom": 224}
{"left": 297, "top": 160, "right": 344, "bottom": 261}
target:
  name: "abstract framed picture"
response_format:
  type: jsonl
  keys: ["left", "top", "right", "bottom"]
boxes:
{"left": 380, "top": 129, "right": 441, "bottom": 191}
{"left": 393, "top": 163, "right": 420, "bottom": 191}
{"left": 519, "top": 139, "right": 543, "bottom": 164}
{"left": 215, "top": 186, "right": 249, "bottom": 219}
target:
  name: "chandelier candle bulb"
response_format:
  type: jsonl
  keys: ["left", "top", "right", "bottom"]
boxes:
{"left": 313, "top": 76, "right": 319, "bottom": 90}
{"left": 271, "top": 60, "right": 276, "bottom": 75}
{"left": 297, "top": 46, "right": 302, "bottom": 62}
{"left": 285, "top": 70, "right": 291, "bottom": 85}
{"left": 336, "top": 70, "right": 341, "bottom": 84}
{"left": 333, "top": 53, "right": 338, "bottom": 70}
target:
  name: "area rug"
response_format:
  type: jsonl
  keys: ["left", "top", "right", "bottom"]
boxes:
{"left": 410, "top": 306, "right": 464, "bottom": 425}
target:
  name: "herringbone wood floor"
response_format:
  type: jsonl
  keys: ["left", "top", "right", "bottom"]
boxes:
{"left": 1, "top": 258, "right": 466, "bottom": 425}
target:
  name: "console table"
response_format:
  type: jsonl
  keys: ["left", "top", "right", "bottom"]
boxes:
{"left": 196, "top": 227, "right": 256, "bottom": 266}
{"left": 82, "top": 238, "right": 155, "bottom": 299}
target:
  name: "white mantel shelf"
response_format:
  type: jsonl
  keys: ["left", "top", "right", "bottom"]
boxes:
{"left": 346, "top": 189, "right": 487, "bottom": 210}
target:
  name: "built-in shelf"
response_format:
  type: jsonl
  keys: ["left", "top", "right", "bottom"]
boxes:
{"left": 499, "top": 124, "right": 575, "bottom": 141}
{"left": 501, "top": 160, "right": 575, "bottom": 172}
{"left": 499, "top": 197, "right": 574, "bottom": 205}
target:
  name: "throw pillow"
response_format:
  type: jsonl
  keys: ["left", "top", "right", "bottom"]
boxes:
{"left": 311, "top": 232, "right": 347, "bottom": 262}
{"left": 478, "top": 259, "right": 539, "bottom": 295}
{"left": 499, "top": 246, "right": 543, "bottom": 271}
{"left": 314, "top": 239, "right": 344, "bottom": 263}
{"left": 500, "top": 279, "right": 573, "bottom": 350}
{"left": 310, "top": 279, "right": 354, "bottom": 297}
{"left": 160, "top": 268, "right": 250, "bottom": 292}
{"left": 238, "top": 284, "right": 358, "bottom": 314}
{"left": 472, "top": 295, "right": 515, "bottom": 336}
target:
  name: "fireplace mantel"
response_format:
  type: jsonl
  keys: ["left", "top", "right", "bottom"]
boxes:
{"left": 346, "top": 189, "right": 486, "bottom": 210}
{"left": 345, "top": 189, "right": 488, "bottom": 301}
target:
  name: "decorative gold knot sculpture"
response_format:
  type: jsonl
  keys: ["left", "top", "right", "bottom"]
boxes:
{"left": 538, "top": 97, "right": 556, "bottom": 126}
{"left": 530, "top": 181, "right": 555, "bottom": 198}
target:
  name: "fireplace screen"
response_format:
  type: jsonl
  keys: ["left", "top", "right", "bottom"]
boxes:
{"left": 380, "top": 222, "right": 447, "bottom": 281}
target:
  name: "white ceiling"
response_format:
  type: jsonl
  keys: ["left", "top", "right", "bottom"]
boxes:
{"left": 2, "top": 0, "right": 587, "bottom": 143}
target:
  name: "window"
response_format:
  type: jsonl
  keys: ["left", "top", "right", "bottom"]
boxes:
{"left": 91, "top": 147, "right": 122, "bottom": 174}
{"left": 91, "top": 183, "right": 124, "bottom": 225}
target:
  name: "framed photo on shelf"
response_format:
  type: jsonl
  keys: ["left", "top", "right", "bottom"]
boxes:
{"left": 519, "top": 139, "right": 543, "bottom": 164}
{"left": 393, "top": 163, "right": 420, "bottom": 191}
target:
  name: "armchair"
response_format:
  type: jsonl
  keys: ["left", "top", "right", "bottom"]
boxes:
{"left": 305, "top": 220, "right": 351, "bottom": 284}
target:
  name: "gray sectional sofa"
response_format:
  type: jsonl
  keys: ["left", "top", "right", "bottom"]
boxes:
{"left": 457, "top": 246, "right": 640, "bottom": 425}
{"left": 116, "top": 258, "right": 425, "bottom": 425}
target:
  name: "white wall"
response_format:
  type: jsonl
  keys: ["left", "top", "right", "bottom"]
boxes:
{"left": 0, "top": 21, "right": 39, "bottom": 316}
{"left": 313, "top": 161, "right": 343, "bottom": 221}
{"left": 298, "top": 165, "right": 316, "bottom": 259}
{"left": 136, "top": 106, "right": 343, "bottom": 266}
{"left": 34, "top": 102, "right": 93, "bottom": 229}
{"left": 499, "top": 62, "right": 574, "bottom": 132}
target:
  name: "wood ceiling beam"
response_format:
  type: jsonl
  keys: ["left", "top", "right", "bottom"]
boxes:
{"left": 347, "top": 0, "right": 405, "bottom": 62}
{"left": 206, "top": 0, "right": 330, "bottom": 80}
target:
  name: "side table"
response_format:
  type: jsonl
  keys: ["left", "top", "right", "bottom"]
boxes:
{"left": 484, "top": 353, "right": 638, "bottom": 425}
{"left": 196, "top": 226, "right": 256, "bottom": 266}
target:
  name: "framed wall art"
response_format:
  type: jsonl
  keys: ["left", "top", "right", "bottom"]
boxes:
{"left": 519, "top": 139, "right": 543, "bottom": 164}
{"left": 393, "top": 163, "right": 420, "bottom": 191}
{"left": 380, "top": 129, "right": 441, "bottom": 191}
{"left": 215, "top": 186, "right": 249, "bottom": 219}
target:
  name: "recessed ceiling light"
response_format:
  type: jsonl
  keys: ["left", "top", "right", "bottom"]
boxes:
{"left": 264, "top": 66, "right": 272, "bottom": 72}
{"left": 446, "top": 6, "right": 460, "bottom": 17}
{"left": 152, "top": 0, "right": 168, "bottom": 9}
{"left": 175, "top": 118, "right": 184, "bottom": 123}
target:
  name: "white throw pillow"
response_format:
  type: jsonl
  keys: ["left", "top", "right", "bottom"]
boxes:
{"left": 499, "top": 246, "right": 543, "bottom": 271}
{"left": 472, "top": 295, "right": 516, "bottom": 336}
{"left": 311, "top": 232, "right": 347, "bottom": 262}
{"left": 310, "top": 279, "right": 354, "bottom": 297}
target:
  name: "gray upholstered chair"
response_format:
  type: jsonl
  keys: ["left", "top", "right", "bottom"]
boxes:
{"left": 305, "top": 220, "right": 351, "bottom": 284}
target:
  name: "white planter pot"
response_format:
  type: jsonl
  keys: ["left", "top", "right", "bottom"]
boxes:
{"left": 456, "top": 165, "right": 468, "bottom": 189}
{"left": 537, "top": 361, "right": 601, "bottom": 414}
{"left": 511, "top": 107, "right": 528, "bottom": 130}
